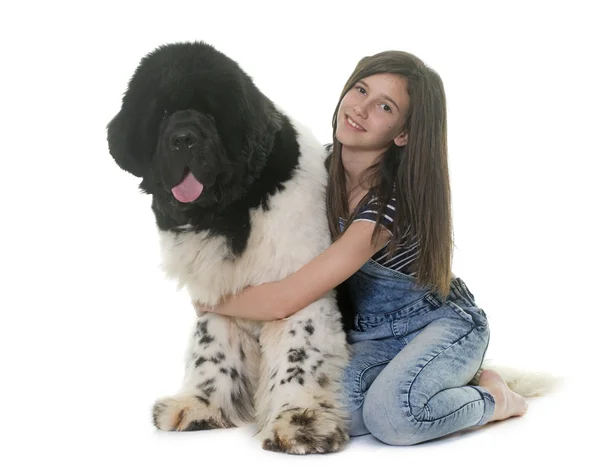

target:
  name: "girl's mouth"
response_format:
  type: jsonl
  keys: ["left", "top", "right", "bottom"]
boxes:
{"left": 346, "top": 115, "right": 366, "bottom": 132}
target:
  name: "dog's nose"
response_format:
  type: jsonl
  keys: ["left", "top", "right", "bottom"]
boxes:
{"left": 170, "top": 129, "right": 198, "bottom": 150}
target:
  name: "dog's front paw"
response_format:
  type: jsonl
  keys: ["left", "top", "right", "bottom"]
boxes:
{"left": 152, "top": 394, "right": 234, "bottom": 431}
{"left": 261, "top": 407, "right": 348, "bottom": 454}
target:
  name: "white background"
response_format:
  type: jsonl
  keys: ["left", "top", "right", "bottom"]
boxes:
{"left": 1, "top": 0, "right": 598, "bottom": 474}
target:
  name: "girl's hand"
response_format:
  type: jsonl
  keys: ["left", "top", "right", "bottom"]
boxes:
{"left": 192, "top": 282, "right": 288, "bottom": 321}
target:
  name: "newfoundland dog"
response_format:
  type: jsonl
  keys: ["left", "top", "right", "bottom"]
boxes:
{"left": 106, "top": 41, "right": 350, "bottom": 454}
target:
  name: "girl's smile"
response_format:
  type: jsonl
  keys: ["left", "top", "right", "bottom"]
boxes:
{"left": 345, "top": 114, "right": 366, "bottom": 132}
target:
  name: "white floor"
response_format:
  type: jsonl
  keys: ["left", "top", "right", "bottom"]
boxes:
{"left": 1, "top": 350, "right": 583, "bottom": 475}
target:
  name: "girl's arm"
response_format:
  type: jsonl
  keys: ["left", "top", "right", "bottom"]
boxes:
{"left": 197, "top": 220, "right": 390, "bottom": 320}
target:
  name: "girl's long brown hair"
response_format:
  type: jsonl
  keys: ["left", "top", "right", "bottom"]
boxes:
{"left": 326, "top": 51, "right": 453, "bottom": 298}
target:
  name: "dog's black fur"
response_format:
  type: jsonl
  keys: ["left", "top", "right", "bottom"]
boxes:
{"left": 107, "top": 41, "right": 301, "bottom": 256}
{"left": 107, "top": 41, "right": 357, "bottom": 331}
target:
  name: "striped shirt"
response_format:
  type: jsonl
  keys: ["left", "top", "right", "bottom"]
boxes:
{"left": 326, "top": 143, "right": 420, "bottom": 276}
{"left": 340, "top": 196, "right": 420, "bottom": 277}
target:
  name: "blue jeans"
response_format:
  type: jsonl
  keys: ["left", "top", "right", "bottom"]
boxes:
{"left": 341, "top": 259, "right": 495, "bottom": 445}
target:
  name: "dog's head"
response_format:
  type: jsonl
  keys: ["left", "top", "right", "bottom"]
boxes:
{"left": 107, "top": 42, "right": 281, "bottom": 211}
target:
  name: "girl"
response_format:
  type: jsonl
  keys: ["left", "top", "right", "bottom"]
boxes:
{"left": 197, "top": 51, "right": 527, "bottom": 445}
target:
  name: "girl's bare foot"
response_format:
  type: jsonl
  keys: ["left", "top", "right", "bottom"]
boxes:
{"left": 479, "top": 369, "right": 528, "bottom": 422}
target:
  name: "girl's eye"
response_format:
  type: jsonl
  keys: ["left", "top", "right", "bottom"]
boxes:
{"left": 356, "top": 86, "right": 366, "bottom": 94}
{"left": 381, "top": 104, "right": 392, "bottom": 113}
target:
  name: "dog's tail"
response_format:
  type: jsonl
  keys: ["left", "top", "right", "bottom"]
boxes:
{"left": 471, "top": 360, "right": 562, "bottom": 397}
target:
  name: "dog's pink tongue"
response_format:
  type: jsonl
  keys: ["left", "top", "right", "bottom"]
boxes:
{"left": 171, "top": 171, "right": 204, "bottom": 203}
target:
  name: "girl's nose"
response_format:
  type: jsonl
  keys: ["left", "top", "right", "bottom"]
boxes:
{"left": 353, "top": 105, "right": 367, "bottom": 118}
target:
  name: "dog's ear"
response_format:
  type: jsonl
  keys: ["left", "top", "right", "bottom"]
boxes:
{"left": 244, "top": 100, "right": 282, "bottom": 173}
{"left": 106, "top": 109, "right": 147, "bottom": 178}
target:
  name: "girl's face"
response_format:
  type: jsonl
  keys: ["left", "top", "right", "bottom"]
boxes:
{"left": 335, "top": 73, "right": 409, "bottom": 150}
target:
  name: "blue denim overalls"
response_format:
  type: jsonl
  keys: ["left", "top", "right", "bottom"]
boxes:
{"left": 341, "top": 258, "right": 495, "bottom": 445}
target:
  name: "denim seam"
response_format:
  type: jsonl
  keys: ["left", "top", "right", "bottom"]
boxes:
{"left": 471, "top": 386, "right": 496, "bottom": 425}
{"left": 446, "top": 300, "right": 488, "bottom": 330}
{"left": 356, "top": 359, "right": 393, "bottom": 397}
{"left": 381, "top": 394, "right": 484, "bottom": 444}
{"left": 391, "top": 318, "right": 406, "bottom": 339}
{"left": 404, "top": 323, "right": 483, "bottom": 425}
{"left": 358, "top": 293, "right": 439, "bottom": 328}
{"left": 446, "top": 301, "right": 475, "bottom": 324}
{"left": 422, "top": 399, "right": 484, "bottom": 424}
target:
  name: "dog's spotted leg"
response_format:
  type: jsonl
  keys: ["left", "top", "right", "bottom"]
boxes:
{"left": 152, "top": 314, "right": 260, "bottom": 431}
{"left": 255, "top": 297, "right": 351, "bottom": 454}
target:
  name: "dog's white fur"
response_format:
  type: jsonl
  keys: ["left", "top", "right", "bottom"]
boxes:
{"left": 152, "top": 118, "right": 350, "bottom": 454}
{"left": 473, "top": 361, "right": 560, "bottom": 397}
{"left": 159, "top": 120, "right": 331, "bottom": 304}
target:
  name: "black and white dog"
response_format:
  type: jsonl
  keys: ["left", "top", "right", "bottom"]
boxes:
{"left": 106, "top": 42, "right": 350, "bottom": 454}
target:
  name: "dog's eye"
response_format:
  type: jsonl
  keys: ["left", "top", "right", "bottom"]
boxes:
{"left": 162, "top": 108, "right": 169, "bottom": 118}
